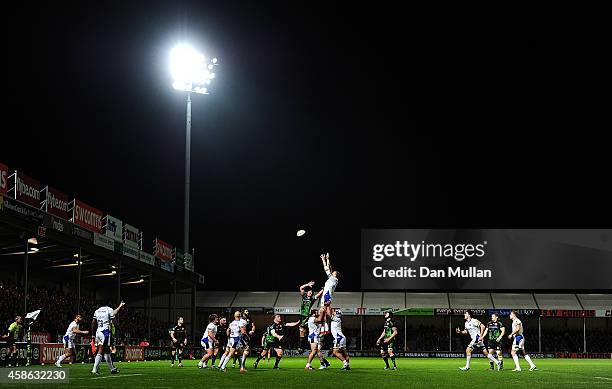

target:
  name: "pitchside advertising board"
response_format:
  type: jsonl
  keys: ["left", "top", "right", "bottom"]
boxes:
{"left": 0, "top": 163, "right": 9, "bottom": 194}
{"left": 124, "top": 223, "right": 140, "bottom": 248}
{"left": 71, "top": 199, "right": 103, "bottom": 233}
{"left": 154, "top": 238, "right": 173, "bottom": 262}
{"left": 15, "top": 172, "right": 42, "bottom": 208}
{"left": 104, "top": 214, "right": 123, "bottom": 242}
{"left": 361, "top": 229, "right": 612, "bottom": 290}
{"left": 43, "top": 186, "right": 70, "bottom": 220}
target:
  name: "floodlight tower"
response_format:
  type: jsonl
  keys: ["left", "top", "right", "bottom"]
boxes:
{"left": 170, "top": 44, "right": 218, "bottom": 255}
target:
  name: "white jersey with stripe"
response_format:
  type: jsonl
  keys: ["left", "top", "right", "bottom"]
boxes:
{"left": 331, "top": 309, "right": 342, "bottom": 334}
{"left": 229, "top": 319, "right": 246, "bottom": 338}
{"left": 64, "top": 321, "right": 79, "bottom": 341}
{"left": 205, "top": 322, "right": 218, "bottom": 341}
{"left": 94, "top": 306, "right": 114, "bottom": 332}
{"left": 465, "top": 318, "right": 481, "bottom": 342}
{"left": 512, "top": 318, "right": 523, "bottom": 336}
{"left": 324, "top": 275, "right": 338, "bottom": 295}
{"left": 307, "top": 317, "right": 320, "bottom": 338}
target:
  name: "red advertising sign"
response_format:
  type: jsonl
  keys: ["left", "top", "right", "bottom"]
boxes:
{"left": 15, "top": 172, "right": 42, "bottom": 207}
{"left": 0, "top": 163, "right": 9, "bottom": 195}
{"left": 32, "top": 332, "right": 51, "bottom": 344}
{"left": 124, "top": 346, "right": 145, "bottom": 361}
{"left": 540, "top": 309, "right": 596, "bottom": 318}
{"left": 46, "top": 186, "right": 70, "bottom": 220}
{"left": 154, "top": 238, "right": 173, "bottom": 262}
{"left": 40, "top": 343, "right": 64, "bottom": 364}
{"left": 72, "top": 199, "right": 103, "bottom": 233}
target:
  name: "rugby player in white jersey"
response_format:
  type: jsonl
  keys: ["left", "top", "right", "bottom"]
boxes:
{"left": 320, "top": 253, "right": 341, "bottom": 312}
{"left": 91, "top": 301, "right": 125, "bottom": 375}
{"left": 304, "top": 309, "right": 326, "bottom": 370}
{"left": 218, "top": 311, "right": 248, "bottom": 372}
{"left": 456, "top": 310, "right": 501, "bottom": 371}
{"left": 55, "top": 314, "right": 89, "bottom": 367}
{"left": 508, "top": 310, "right": 537, "bottom": 371}
{"left": 329, "top": 307, "right": 350, "bottom": 370}
{"left": 198, "top": 314, "right": 219, "bottom": 369}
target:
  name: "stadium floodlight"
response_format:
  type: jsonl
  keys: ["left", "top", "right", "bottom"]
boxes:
{"left": 170, "top": 44, "right": 218, "bottom": 95}
{"left": 170, "top": 43, "right": 219, "bottom": 256}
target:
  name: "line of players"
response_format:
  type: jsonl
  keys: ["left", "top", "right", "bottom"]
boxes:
{"left": 49, "top": 252, "right": 538, "bottom": 374}
{"left": 195, "top": 253, "right": 350, "bottom": 372}
{"left": 456, "top": 310, "right": 537, "bottom": 372}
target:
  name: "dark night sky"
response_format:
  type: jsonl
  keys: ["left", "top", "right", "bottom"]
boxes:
{"left": 4, "top": 3, "right": 609, "bottom": 290}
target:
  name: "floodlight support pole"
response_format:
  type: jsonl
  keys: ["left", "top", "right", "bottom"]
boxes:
{"left": 77, "top": 247, "right": 82, "bottom": 313}
{"left": 24, "top": 239, "right": 29, "bottom": 313}
{"left": 147, "top": 271, "right": 152, "bottom": 341}
{"left": 184, "top": 93, "right": 192, "bottom": 255}
{"left": 117, "top": 258, "right": 121, "bottom": 305}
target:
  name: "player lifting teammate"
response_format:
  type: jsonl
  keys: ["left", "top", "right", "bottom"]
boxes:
{"left": 483, "top": 312, "right": 506, "bottom": 370}
{"left": 456, "top": 310, "right": 501, "bottom": 371}
{"left": 376, "top": 311, "right": 398, "bottom": 370}
{"left": 508, "top": 310, "right": 537, "bottom": 372}
{"left": 318, "top": 306, "right": 350, "bottom": 370}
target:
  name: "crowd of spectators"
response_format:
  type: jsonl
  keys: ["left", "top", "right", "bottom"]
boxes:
{"left": 1, "top": 280, "right": 168, "bottom": 345}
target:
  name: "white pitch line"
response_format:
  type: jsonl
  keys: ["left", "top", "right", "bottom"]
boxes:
{"left": 594, "top": 377, "right": 612, "bottom": 381}
{"left": 72, "top": 373, "right": 145, "bottom": 380}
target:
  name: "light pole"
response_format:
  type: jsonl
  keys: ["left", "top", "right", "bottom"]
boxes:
{"left": 170, "top": 44, "right": 218, "bottom": 254}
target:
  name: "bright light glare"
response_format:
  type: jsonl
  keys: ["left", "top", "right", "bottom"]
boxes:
{"left": 170, "top": 44, "right": 218, "bottom": 94}
{"left": 170, "top": 44, "right": 212, "bottom": 85}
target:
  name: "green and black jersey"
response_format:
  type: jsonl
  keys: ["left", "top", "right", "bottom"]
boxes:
{"left": 300, "top": 294, "right": 317, "bottom": 317}
{"left": 264, "top": 324, "right": 276, "bottom": 344}
{"left": 486, "top": 320, "right": 505, "bottom": 341}
{"left": 381, "top": 319, "right": 396, "bottom": 349}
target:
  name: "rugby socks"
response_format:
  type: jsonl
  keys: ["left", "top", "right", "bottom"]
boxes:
{"left": 232, "top": 354, "right": 239, "bottom": 365}
{"left": 486, "top": 354, "right": 498, "bottom": 364}
{"left": 383, "top": 356, "right": 389, "bottom": 368}
{"left": 273, "top": 356, "right": 281, "bottom": 368}
{"left": 465, "top": 355, "right": 472, "bottom": 368}
{"left": 177, "top": 350, "right": 182, "bottom": 364}
{"left": 56, "top": 354, "right": 67, "bottom": 364}
{"left": 241, "top": 354, "right": 247, "bottom": 369}
{"left": 390, "top": 356, "right": 396, "bottom": 367}
{"left": 512, "top": 354, "right": 520, "bottom": 369}
{"left": 93, "top": 353, "right": 103, "bottom": 372}
{"left": 524, "top": 354, "right": 536, "bottom": 369}
{"left": 104, "top": 354, "right": 115, "bottom": 370}
{"left": 211, "top": 355, "right": 217, "bottom": 366}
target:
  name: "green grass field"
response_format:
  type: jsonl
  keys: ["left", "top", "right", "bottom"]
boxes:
{"left": 3, "top": 358, "right": 612, "bottom": 388}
